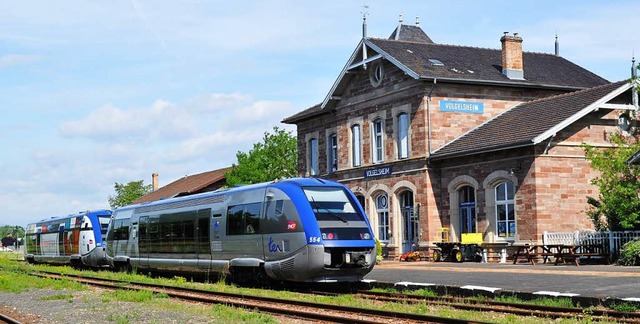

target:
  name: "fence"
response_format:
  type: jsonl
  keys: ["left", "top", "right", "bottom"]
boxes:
{"left": 543, "top": 230, "right": 640, "bottom": 259}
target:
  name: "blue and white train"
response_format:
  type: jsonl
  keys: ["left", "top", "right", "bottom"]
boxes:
{"left": 24, "top": 210, "right": 112, "bottom": 267}
{"left": 106, "top": 178, "right": 376, "bottom": 283}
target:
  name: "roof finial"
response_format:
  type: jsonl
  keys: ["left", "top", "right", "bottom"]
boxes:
{"left": 555, "top": 34, "right": 559, "bottom": 56}
{"left": 632, "top": 53, "right": 637, "bottom": 78}
{"left": 399, "top": 14, "right": 403, "bottom": 24}
{"left": 415, "top": 16, "right": 420, "bottom": 26}
{"left": 361, "top": 4, "right": 369, "bottom": 38}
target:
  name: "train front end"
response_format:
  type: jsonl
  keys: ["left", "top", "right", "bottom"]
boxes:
{"left": 270, "top": 179, "right": 376, "bottom": 282}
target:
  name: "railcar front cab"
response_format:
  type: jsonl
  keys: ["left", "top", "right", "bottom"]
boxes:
{"left": 264, "top": 179, "right": 376, "bottom": 282}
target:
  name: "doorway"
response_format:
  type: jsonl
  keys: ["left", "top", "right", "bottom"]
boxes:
{"left": 458, "top": 186, "right": 476, "bottom": 241}
{"left": 400, "top": 191, "right": 418, "bottom": 253}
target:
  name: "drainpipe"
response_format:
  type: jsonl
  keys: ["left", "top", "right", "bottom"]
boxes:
{"left": 427, "top": 78, "right": 437, "bottom": 155}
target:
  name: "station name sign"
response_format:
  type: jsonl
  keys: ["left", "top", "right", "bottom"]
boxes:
{"left": 440, "top": 100, "right": 484, "bottom": 114}
{"left": 364, "top": 166, "right": 392, "bottom": 179}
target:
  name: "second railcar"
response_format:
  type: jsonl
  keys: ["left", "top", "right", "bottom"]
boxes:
{"left": 106, "top": 178, "right": 375, "bottom": 282}
{"left": 24, "top": 209, "right": 112, "bottom": 267}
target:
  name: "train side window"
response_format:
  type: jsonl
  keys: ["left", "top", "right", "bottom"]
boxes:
{"left": 264, "top": 199, "right": 301, "bottom": 233}
{"left": 244, "top": 203, "right": 261, "bottom": 234}
{"left": 227, "top": 203, "right": 261, "bottom": 235}
{"left": 113, "top": 219, "right": 130, "bottom": 240}
{"left": 227, "top": 205, "right": 244, "bottom": 235}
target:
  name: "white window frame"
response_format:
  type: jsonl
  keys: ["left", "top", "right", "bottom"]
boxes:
{"left": 327, "top": 133, "right": 338, "bottom": 173}
{"left": 308, "top": 138, "right": 318, "bottom": 176}
{"left": 376, "top": 193, "right": 389, "bottom": 241}
{"left": 397, "top": 112, "right": 409, "bottom": 159}
{"left": 495, "top": 182, "right": 516, "bottom": 239}
{"left": 372, "top": 118, "right": 384, "bottom": 163}
{"left": 351, "top": 124, "right": 362, "bottom": 167}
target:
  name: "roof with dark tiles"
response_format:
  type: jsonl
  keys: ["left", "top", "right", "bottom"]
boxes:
{"left": 284, "top": 25, "right": 610, "bottom": 124}
{"left": 388, "top": 24, "right": 434, "bottom": 43}
{"left": 429, "top": 80, "right": 632, "bottom": 160}
{"left": 134, "top": 167, "right": 232, "bottom": 203}
{"left": 367, "top": 38, "right": 609, "bottom": 88}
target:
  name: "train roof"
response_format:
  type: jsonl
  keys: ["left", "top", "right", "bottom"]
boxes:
{"left": 113, "top": 177, "right": 345, "bottom": 213}
{"left": 28, "top": 209, "right": 112, "bottom": 225}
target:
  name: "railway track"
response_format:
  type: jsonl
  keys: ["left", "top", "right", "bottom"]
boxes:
{"left": 33, "top": 270, "right": 484, "bottom": 323}
{"left": 309, "top": 290, "right": 640, "bottom": 323}
{"left": 0, "top": 312, "right": 21, "bottom": 324}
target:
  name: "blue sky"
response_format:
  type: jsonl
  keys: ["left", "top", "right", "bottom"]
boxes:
{"left": 1, "top": 1, "right": 638, "bottom": 227}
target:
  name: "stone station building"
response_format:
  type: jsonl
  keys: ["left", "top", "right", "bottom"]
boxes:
{"left": 283, "top": 19, "right": 635, "bottom": 258}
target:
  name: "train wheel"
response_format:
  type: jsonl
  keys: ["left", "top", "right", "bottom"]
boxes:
{"left": 432, "top": 250, "right": 441, "bottom": 262}
{"left": 454, "top": 250, "right": 464, "bottom": 263}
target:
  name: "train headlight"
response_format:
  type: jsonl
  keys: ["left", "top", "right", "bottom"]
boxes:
{"left": 322, "top": 232, "right": 336, "bottom": 240}
{"left": 361, "top": 233, "right": 371, "bottom": 240}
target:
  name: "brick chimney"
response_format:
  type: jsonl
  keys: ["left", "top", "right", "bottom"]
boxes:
{"left": 500, "top": 32, "right": 524, "bottom": 80}
{"left": 152, "top": 173, "right": 158, "bottom": 191}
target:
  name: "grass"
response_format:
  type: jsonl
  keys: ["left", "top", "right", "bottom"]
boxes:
{"left": 2, "top": 252, "right": 637, "bottom": 323}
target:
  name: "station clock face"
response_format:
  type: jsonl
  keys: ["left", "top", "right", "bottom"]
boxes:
{"left": 618, "top": 112, "right": 632, "bottom": 132}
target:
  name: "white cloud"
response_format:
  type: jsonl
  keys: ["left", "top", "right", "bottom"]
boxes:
{"left": 59, "top": 100, "right": 197, "bottom": 141}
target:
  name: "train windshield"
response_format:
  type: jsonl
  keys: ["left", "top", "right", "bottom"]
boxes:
{"left": 99, "top": 216, "right": 111, "bottom": 237}
{"left": 304, "top": 187, "right": 371, "bottom": 241}
{"left": 303, "top": 187, "right": 365, "bottom": 222}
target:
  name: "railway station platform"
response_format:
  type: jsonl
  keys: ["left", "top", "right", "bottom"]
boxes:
{"left": 365, "top": 260, "right": 640, "bottom": 303}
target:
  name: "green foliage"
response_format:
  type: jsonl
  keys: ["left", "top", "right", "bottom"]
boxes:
{"left": 582, "top": 133, "right": 640, "bottom": 230}
{"left": 375, "top": 238, "right": 384, "bottom": 263}
{"left": 617, "top": 238, "right": 640, "bottom": 266}
{"left": 609, "top": 301, "right": 639, "bottom": 312}
{"left": 0, "top": 225, "right": 24, "bottom": 240}
{"left": 225, "top": 126, "right": 297, "bottom": 187}
{"left": 108, "top": 180, "right": 152, "bottom": 209}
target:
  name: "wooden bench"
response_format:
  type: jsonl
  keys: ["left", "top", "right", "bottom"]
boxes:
{"left": 556, "top": 244, "right": 610, "bottom": 266}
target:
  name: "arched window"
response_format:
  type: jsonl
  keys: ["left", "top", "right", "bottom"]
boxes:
{"left": 327, "top": 133, "right": 337, "bottom": 173}
{"left": 351, "top": 124, "right": 361, "bottom": 167}
{"left": 458, "top": 186, "right": 476, "bottom": 234}
{"left": 372, "top": 119, "right": 384, "bottom": 163}
{"left": 397, "top": 112, "right": 409, "bottom": 159}
{"left": 356, "top": 195, "right": 365, "bottom": 210}
{"left": 495, "top": 182, "right": 515, "bottom": 238}
{"left": 376, "top": 193, "right": 389, "bottom": 241}
{"left": 308, "top": 138, "right": 318, "bottom": 176}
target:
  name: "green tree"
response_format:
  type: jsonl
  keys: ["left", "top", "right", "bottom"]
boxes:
{"left": 108, "top": 180, "right": 152, "bottom": 209}
{"left": 225, "top": 126, "right": 297, "bottom": 186}
{"left": 583, "top": 133, "right": 640, "bottom": 230}
{"left": 0, "top": 225, "right": 24, "bottom": 240}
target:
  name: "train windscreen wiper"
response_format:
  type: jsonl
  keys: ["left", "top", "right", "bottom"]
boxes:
{"left": 311, "top": 197, "right": 348, "bottom": 223}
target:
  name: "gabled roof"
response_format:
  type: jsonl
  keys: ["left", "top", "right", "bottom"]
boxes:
{"left": 429, "top": 80, "right": 633, "bottom": 161}
{"left": 134, "top": 167, "right": 232, "bottom": 203}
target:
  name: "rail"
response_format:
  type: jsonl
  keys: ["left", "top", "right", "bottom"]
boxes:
{"left": 543, "top": 230, "right": 640, "bottom": 259}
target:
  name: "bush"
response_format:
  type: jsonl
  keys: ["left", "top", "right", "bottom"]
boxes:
{"left": 618, "top": 239, "right": 640, "bottom": 266}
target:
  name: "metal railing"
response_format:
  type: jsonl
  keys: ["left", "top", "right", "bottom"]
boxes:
{"left": 543, "top": 230, "right": 640, "bottom": 259}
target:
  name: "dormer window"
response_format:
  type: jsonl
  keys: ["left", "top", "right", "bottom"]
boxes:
{"left": 428, "top": 58, "right": 444, "bottom": 66}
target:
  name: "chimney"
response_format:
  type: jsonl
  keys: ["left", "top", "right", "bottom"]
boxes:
{"left": 500, "top": 32, "right": 524, "bottom": 80}
{"left": 152, "top": 173, "right": 158, "bottom": 191}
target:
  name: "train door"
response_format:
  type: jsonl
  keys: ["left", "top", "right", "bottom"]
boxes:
{"left": 138, "top": 216, "right": 149, "bottom": 268}
{"left": 224, "top": 188, "right": 265, "bottom": 261}
{"left": 196, "top": 209, "right": 212, "bottom": 271}
{"left": 400, "top": 191, "right": 418, "bottom": 253}
{"left": 458, "top": 186, "right": 476, "bottom": 240}
{"left": 79, "top": 216, "right": 96, "bottom": 256}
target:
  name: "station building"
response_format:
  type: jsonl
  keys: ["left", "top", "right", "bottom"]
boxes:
{"left": 283, "top": 18, "right": 637, "bottom": 258}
